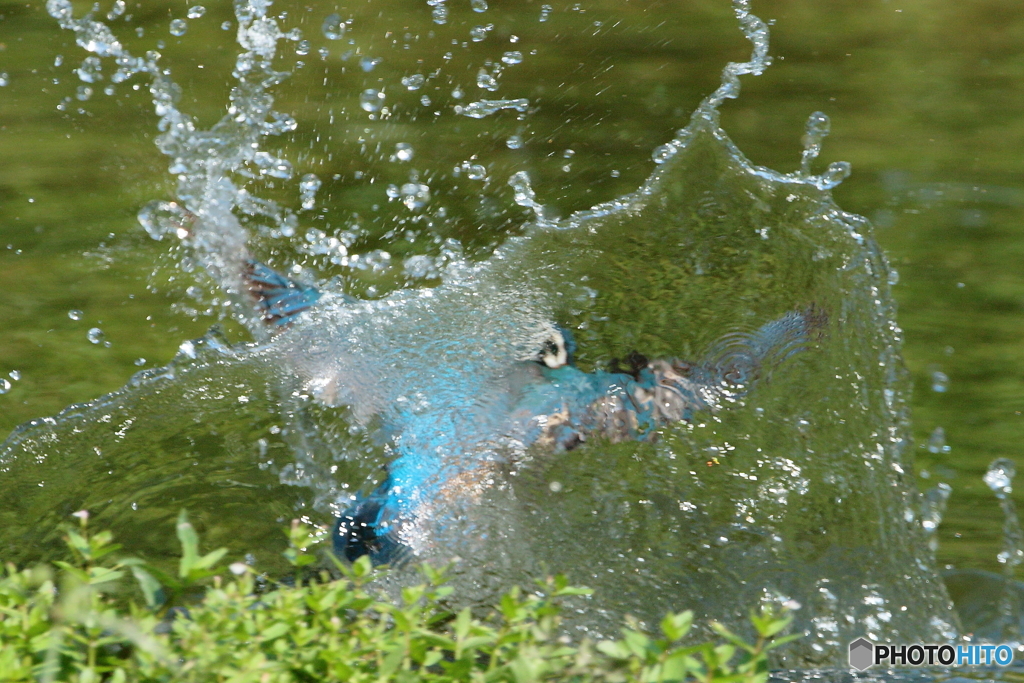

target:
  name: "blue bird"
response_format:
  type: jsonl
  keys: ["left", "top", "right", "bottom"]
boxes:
{"left": 238, "top": 259, "right": 823, "bottom": 565}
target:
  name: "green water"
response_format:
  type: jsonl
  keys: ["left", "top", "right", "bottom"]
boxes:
{"left": 1, "top": 0, "right": 1023, "bottom": 583}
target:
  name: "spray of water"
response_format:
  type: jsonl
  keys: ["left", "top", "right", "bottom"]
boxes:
{"left": 0, "top": 0, "right": 967, "bottom": 665}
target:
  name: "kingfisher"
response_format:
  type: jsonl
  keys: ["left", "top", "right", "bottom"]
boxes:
{"left": 241, "top": 257, "right": 822, "bottom": 566}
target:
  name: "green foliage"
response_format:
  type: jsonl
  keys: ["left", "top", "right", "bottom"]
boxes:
{"left": 0, "top": 512, "right": 797, "bottom": 682}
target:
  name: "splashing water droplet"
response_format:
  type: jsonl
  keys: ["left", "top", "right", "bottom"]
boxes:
{"left": 299, "top": 173, "right": 322, "bottom": 211}
{"left": 137, "top": 201, "right": 192, "bottom": 241}
{"left": 921, "top": 482, "right": 951, "bottom": 535}
{"left": 76, "top": 56, "right": 102, "bottom": 83}
{"left": 539, "top": 4, "right": 552, "bottom": 21}
{"left": 476, "top": 68, "right": 499, "bottom": 91}
{"left": 0, "top": 379, "right": 10, "bottom": 395}
{"left": 169, "top": 19, "right": 188, "bottom": 37}
{"left": 402, "top": 74, "right": 425, "bottom": 90}
{"left": 295, "top": 39, "right": 311, "bottom": 56}
{"left": 394, "top": 143, "right": 414, "bottom": 162}
{"left": 9, "top": 370, "right": 20, "bottom": 381}
{"left": 68, "top": 309, "right": 83, "bottom": 321}
{"left": 506, "top": 135, "right": 523, "bottom": 149}
{"left": 360, "top": 89, "right": 385, "bottom": 113}
{"left": 187, "top": 6, "right": 206, "bottom": 19}
{"left": 986, "top": 458, "right": 1016, "bottom": 499}
{"left": 926, "top": 426, "right": 950, "bottom": 454}
{"left": 400, "top": 183, "right": 430, "bottom": 210}
{"left": 76, "top": 85, "right": 93, "bottom": 101}
{"left": 652, "top": 142, "right": 677, "bottom": 164}
{"left": 87, "top": 328, "right": 105, "bottom": 345}
{"left": 360, "top": 56, "right": 381, "bottom": 72}
{"left": 134, "top": 358, "right": 146, "bottom": 367}
{"left": 501, "top": 50, "right": 523, "bottom": 65}
{"left": 431, "top": 4, "right": 448, "bottom": 24}
{"left": 816, "top": 161, "right": 851, "bottom": 190}
{"left": 800, "top": 111, "right": 830, "bottom": 175}
{"left": 931, "top": 370, "right": 948, "bottom": 393}
{"left": 455, "top": 98, "right": 528, "bottom": 118}
{"left": 322, "top": 13, "right": 345, "bottom": 40}
{"left": 0, "top": 73, "right": 9, "bottom": 87}
{"left": 471, "top": 0, "right": 488, "bottom": 11}
{"left": 470, "top": 25, "right": 490, "bottom": 42}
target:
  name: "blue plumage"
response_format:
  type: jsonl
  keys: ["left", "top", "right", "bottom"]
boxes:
{"left": 240, "top": 260, "right": 821, "bottom": 565}
{"left": 245, "top": 259, "right": 323, "bottom": 326}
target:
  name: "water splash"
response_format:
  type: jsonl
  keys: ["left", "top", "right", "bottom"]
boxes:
{"left": 1, "top": 0, "right": 962, "bottom": 666}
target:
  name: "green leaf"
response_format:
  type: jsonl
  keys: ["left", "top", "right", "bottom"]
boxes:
{"left": 596, "top": 640, "right": 631, "bottom": 659}
{"left": 261, "top": 622, "right": 290, "bottom": 641}
{"left": 129, "top": 566, "right": 165, "bottom": 609}
{"left": 192, "top": 547, "right": 228, "bottom": 572}
{"left": 661, "top": 610, "right": 693, "bottom": 642}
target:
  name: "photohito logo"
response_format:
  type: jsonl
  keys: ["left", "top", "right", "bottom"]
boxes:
{"left": 848, "top": 639, "right": 1015, "bottom": 670}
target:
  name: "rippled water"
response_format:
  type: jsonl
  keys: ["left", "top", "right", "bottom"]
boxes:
{"left": 4, "top": 0, "right": 1024, "bottom": 673}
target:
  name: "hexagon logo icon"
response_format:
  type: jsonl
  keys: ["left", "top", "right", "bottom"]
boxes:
{"left": 849, "top": 638, "right": 874, "bottom": 670}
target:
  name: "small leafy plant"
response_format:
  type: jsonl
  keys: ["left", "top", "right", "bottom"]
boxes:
{"left": 0, "top": 511, "right": 797, "bottom": 682}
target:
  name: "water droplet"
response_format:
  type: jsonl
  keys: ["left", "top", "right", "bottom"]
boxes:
{"left": 360, "top": 56, "right": 382, "bottom": 72}
{"left": 506, "top": 135, "right": 523, "bottom": 149}
{"left": 816, "top": 161, "right": 851, "bottom": 190}
{"left": 299, "top": 173, "right": 322, "bottom": 210}
{"left": 169, "top": 19, "right": 188, "bottom": 37}
{"left": 476, "top": 68, "right": 499, "bottom": 91}
{"left": 394, "top": 143, "right": 414, "bottom": 162}
{"left": 187, "top": 5, "right": 205, "bottom": 19}
{"left": 76, "top": 56, "right": 102, "bottom": 83}
{"left": 400, "top": 183, "right": 430, "bottom": 210}
{"left": 106, "top": 0, "right": 126, "bottom": 20}
{"left": 221, "top": 21, "right": 232, "bottom": 30}
{"left": 652, "top": 142, "right": 678, "bottom": 164}
{"left": 0, "top": 73, "right": 9, "bottom": 87}
{"left": 800, "top": 111, "right": 830, "bottom": 174}
{"left": 451, "top": 86, "right": 465, "bottom": 99}
{"left": 54, "top": 55, "right": 64, "bottom": 67}
{"left": 401, "top": 73, "right": 425, "bottom": 90}
{"left": 887, "top": 268, "right": 899, "bottom": 286}
{"left": 420, "top": 94, "right": 431, "bottom": 107}
{"left": 68, "top": 309, "right": 84, "bottom": 321}
{"left": 134, "top": 358, "right": 146, "bottom": 366}
{"left": 9, "top": 370, "right": 20, "bottom": 381}
{"left": 322, "top": 13, "right": 346, "bottom": 40}
{"left": 431, "top": 5, "right": 448, "bottom": 24}
{"left": 466, "top": 164, "right": 487, "bottom": 181}
{"left": 318, "top": 47, "right": 329, "bottom": 60}
{"left": 470, "top": 25, "right": 491, "bottom": 42}
{"left": 549, "top": 480, "right": 562, "bottom": 492}
{"left": 539, "top": 4, "right": 552, "bottom": 21}
{"left": 455, "top": 98, "right": 528, "bottom": 118}
{"left": 501, "top": 50, "right": 523, "bottom": 65}
{"left": 926, "top": 426, "right": 950, "bottom": 454}
{"left": 0, "top": 379, "right": 10, "bottom": 395}
{"left": 931, "top": 370, "right": 948, "bottom": 393}
{"left": 87, "top": 328, "right": 105, "bottom": 344}
{"left": 985, "top": 458, "right": 1016, "bottom": 499}
{"left": 295, "top": 39, "right": 311, "bottom": 56}
{"left": 471, "top": 0, "right": 488, "bottom": 11}
{"left": 76, "top": 85, "right": 93, "bottom": 101}
{"left": 359, "top": 89, "right": 385, "bottom": 112}
{"left": 137, "top": 200, "right": 192, "bottom": 241}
